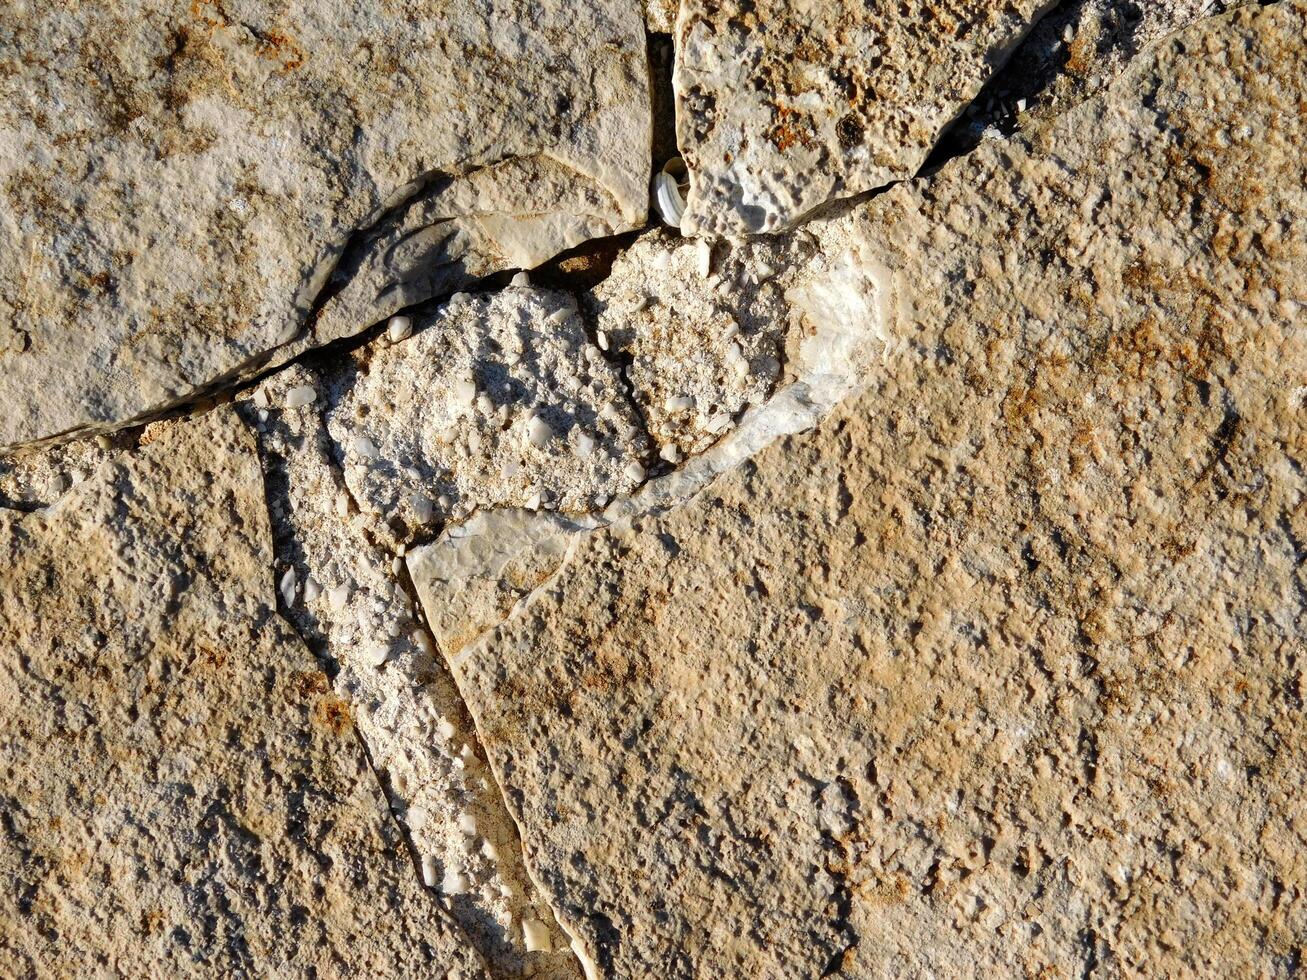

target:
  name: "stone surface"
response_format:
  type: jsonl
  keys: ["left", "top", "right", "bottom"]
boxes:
{"left": 328, "top": 287, "right": 651, "bottom": 540}
{"left": 241, "top": 366, "right": 580, "bottom": 977}
{"left": 0, "top": 408, "right": 487, "bottom": 977}
{"left": 430, "top": 3, "right": 1307, "bottom": 975}
{"left": 673, "top": 0, "right": 1053, "bottom": 235}
{"left": 0, "top": 0, "right": 649, "bottom": 448}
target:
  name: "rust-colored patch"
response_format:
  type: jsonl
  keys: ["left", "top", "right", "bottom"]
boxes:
{"left": 314, "top": 695, "right": 352, "bottom": 735}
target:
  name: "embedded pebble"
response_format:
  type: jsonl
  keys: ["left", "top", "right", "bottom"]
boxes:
{"left": 523, "top": 919, "right": 552, "bottom": 953}
{"left": 387, "top": 315, "right": 413, "bottom": 343}
{"left": 284, "top": 385, "right": 317, "bottom": 409}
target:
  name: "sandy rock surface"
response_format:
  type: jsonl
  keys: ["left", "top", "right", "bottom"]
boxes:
{"left": 0, "top": 0, "right": 648, "bottom": 448}
{"left": 429, "top": 3, "right": 1307, "bottom": 975}
{"left": 0, "top": 409, "right": 487, "bottom": 977}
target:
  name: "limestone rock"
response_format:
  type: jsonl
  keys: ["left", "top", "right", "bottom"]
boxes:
{"left": 328, "top": 288, "right": 651, "bottom": 539}
{"left": 673, "top": 0, "right": 1054, "bottom": 235}
{"left": 429, "top": 3, "right": 1307, "bottom": 975}
{"left": 0, "top": 0, "right": 649, "bottom": 448}
{"left": 0, "top": 408, "right": 486, "bottom": 977}
{"left": 241, "top": 367, "right": 580, "bottom": 977}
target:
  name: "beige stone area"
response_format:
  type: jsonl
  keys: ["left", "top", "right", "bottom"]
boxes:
{"left": 673, "top": 0, "right": 1054, "bottom": 235}
{"left": 0, "top": 409, "right": 487, "bottom": 978}
{"left": 431, "top": 2, "right": 1307, "bottom": 975}
{"left": 0, "top": 0, "right": 648, "bottom": 448}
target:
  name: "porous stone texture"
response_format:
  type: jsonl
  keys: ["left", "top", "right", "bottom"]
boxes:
{"left": 585, "top": 231, "right": 798, "bottom": 457}
{"left": 328, "top": 287, "right": 651, "bottom": 541}
{"left": 241, "top": 366, "right": 579, "bottom": 977}
{"left": 0, "top": 0, "right": 649, "bottom": 448}
{"left": 673, "top": 0, "right": 1054, "bottom": 235}
{"left": 0, "top": 408, "right": 487, "bottom": 978}
{"left": 431, "top": 3, "right": 1307, "bottom": 975}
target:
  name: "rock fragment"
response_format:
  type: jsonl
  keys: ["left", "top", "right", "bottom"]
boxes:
{"left": 427, "top": 3, "right": 1307, "bottom": 974}
{"left": 0, "top": 409, "right": 487, "bottom": 978}
{"left": 673, "top": 0, "right": 1054, "bottom": 234}
{"left": 0, "top": 0, "right": 649, "bottom": 448}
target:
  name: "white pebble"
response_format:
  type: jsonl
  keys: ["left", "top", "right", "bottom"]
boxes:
{"left": 665, "top": 394, "right": 694, "bottom": 413}
{"left": 511, "top": 270, "right": 530, "bottom": 287}
{"left": 624, "top": 460, "right": 646, "bottom": 482}
{"left": 421, "top": 855, "right": 438, "bottom": 888}
{"left": 365, "top": 643, "right": 390, "bottom": 668}
{"left": 455, "top": 378, "right": 478, "bottom": 404}
{"left": 596, "top": 329, "right": 609, "bottom": 351}
{"left": 257, "top": 409, "right": 269, "bottom": 423}
{"left": 387, "top": 315, "right": 413, "bottom": 343}
{"left": 574, "top": 431, "right": 596, "bottom": 459}
{"left": 278, "top": 568, "right": 297, "bottom": 606}
{"left": 705, "top": 413, "right": 732, "bottom": 434}
{"left": 442, "top": 870, "right": 470, "bottom": 896}
{"left": 354, "top": 435, "right": 380, "bottom": 459}
{"left": 437, "top": 494, "right": 453, "bottom": 511}
{"left": 697, "top": 239, "right": 713, "bottom": 278}
{"left": 721, "top": 318, "right": 739, "bottom": 341}
{"left": 283, "top": 385, "right": 316, "bottom": 409}
{"left": 328, "top": 582, "right": 351, "bottom": 609}
{"left": 525, "top": 490, "right": 541, "bottom": 512}
{"left": 252, "top": 388, "right": 270, "bottom": 409}
{"left": 391, "top": 556, "right": 402, "bottom": 574}
{"left": 526, "top": 415, "right": 554, "bottom": 448}
{"left": 302, "top": 576, "right": 322, "bottom": 603}
{"left": 410, "top": 493, "right": 434, "bottom": 524}
{"left": 660, "top": 444, "right": 682, "bottom": 464}
{"left": 335, "top": 492, "right": 351, "bottom": 518}
{"left": 95, "top": 434, "right": 112, "bottom": 451}
{"left": 436, "top": 717, "right": 457, "bottom": 740}
{"left": 457, "top": 813, "right": 478, "bottom": 836}
{"left": 1063, "top": 22, "right": 1075, "bottom": 41}
{"left": 405, "top": 805, "right": 430, "bottom": 832}
{"left": 482, "top": 839, "right": 499, "bottom": 862}
{"left": 523, "top": 919, "right": 552, "bottom": 953}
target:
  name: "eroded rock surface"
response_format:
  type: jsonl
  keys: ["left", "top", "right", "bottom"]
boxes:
{"left": 673, "top": 0, "right": 1053, "bottom": 235}
{"left": 329, "top": 287, "right": 651, "bottom": 540}
{"left": 0, "top": 409, "right": 487, "bottom": 978}
{"left": 242, "top": 366, "right": 580, "bottom": 977}
{"left": 0, "top": 0, "right": 648, "bottom": 448}
{"left": 431, "top": 3, "right": 1307, "bottom": 974}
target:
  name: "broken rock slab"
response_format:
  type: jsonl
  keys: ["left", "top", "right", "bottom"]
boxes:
{"left": 242, "top": 366, "right": 580, "bottom": 978}
{"left": 673, "top": 0, "right": 1054, "bottom": 235}
{"left": 0, "top": 0, "right": 649, "bottom": 448}
{"left": 425, "top": 2, "right": 1307, "bottom": 975}
{"left": 0, "top": 408, "right": 486, "bottom": 978}
{"left": 328, "top": 286, "right": 651, "bottom": 542}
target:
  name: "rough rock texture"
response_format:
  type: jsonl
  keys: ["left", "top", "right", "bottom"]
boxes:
{"left": 329, "top": 287, "right": 651, "bottom": 539}
{"left": 431, "top": 3, "right": 1307, "bottom": 975}
{"left": 0, "top": 0, "right": 648, "bottom": 448}
{"left": 585, "top": 231, "right": 797, "bottom": 458}
{"left": 0, "top": 409, "right": 487, "bottom": 978}
{"left": 241, "top": 366, "right": 580, "bottom": 977}
{"left": 673, "top": 0, "right": 1053, "bottom": 235}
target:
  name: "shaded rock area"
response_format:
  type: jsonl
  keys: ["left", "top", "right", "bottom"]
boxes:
{"left": 0, "top": 0, "right": 648, "bottom": 448}
{"left": 0, "top": 409, "right": 487, "bottom": 978}
{"left": 428, "top": 2, "right": 1307, "bottom": 975}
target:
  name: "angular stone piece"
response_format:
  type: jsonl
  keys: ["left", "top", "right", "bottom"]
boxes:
{"left": 328, "top": 288, "right": 650, "bottom": 538}
{"left": 243, "top": 367, "right": 580, "bottom": 978}
{"left": 0, "top": 409, "right": 486, "bottom": 977}
{"left": 432, "top": 4, "right": 1307, "bottom": 975}
{"left": 673, "top": 0, "right": 1053, "bottom": 235}
{"left": 0, "top": 0, "right": 649, "bottom": 448}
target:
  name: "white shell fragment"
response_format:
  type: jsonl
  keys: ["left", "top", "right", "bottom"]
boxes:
{"left": 284, "top": 385, "right": 317, "bottom": 409}
{"left": 652, "top": 157, "right": 689, "bottom": 229}
{"left": 278, "top": 567, "right": 297, "bottom": 606}
{"left": 387, "top": 315, "right": 414, "bottom": 343}
{"left": 523, "top": 919, "right": 552, "bottom": 953}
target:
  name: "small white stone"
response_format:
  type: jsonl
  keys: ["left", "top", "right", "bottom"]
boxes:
{"left": 697, "top": 239, "right": 713, "bottom": 278}
{"left": 353, "top": 435, "right": 380, "bottom": 459}
{"left": 624, "top": 460, "right": 646, "bottom": 482}
{"left": 660, "top": 444, "right": 682, "bottom": 464}
{"left": 665, "top": 394, "right": 694, "bottom": 413}
{"left": 421, "top": 855, "right": 438, "bottom": 888}
{"left": 455, "top": 378, "right": 478, "bottom": 404}
{"left": 705, "top": 413, "right": 732, "bottom": 434}
{"left": 442, "top": 870, "right": 470, "bottom": 896}
{"left": 482, "top": 839, "right": 499, "bottom": 862}
{"left": 302, "top": 576, "right": 322, "bottom": 603}
{"left": 1016, "top": 98, "right": 1027, "bottom": 113}
{"left": 721, "top": 318, "right": 739, "bottom": 341}
{"left": 391, "top": 556, "right": 402, "bottom": 574}
{"left": 467, "top": 430, "right": 483, "bottom": 454}
{"left": 94, "top": 434, "right": 112, "bottom": 451}
{"left": 335, "top": 492, "right": 351, "bottom": 517}
{"left": 278, "top": 567, "right": 297, "bottom": 606}
{"left": 754, "top": 262, "right": 775, "bottom": 280}
{"left": 511, "top": 270, "right": 530, "bottom": 287}
{"left": 387, "top": 315, "right": 413, "bottom": 343}
{"left": 257, "top": 409, "right": 269, "bottom": 423}
{"left": 252, "top": 388, "right": 270, "bottom": 409}
{"left": 574, "top": 431, "right": 596, "bottom": 458}
{"left": 405, "top": 805, "right": 430, "bottom": 832}
{"left": 457, "top": 812, "right": 478, "bottom": 836}
{"left": 596, "top": 329, "right": 609, "bottom": 351}
{"left": 523, "top": 919, "right": 552, "bottom": 953}
{"left": 437, "top": 494, "right": 453, "bottom": 511}
{"left": 436, "top": 717, "right": 457, "bottom": 740}
{"left": 1063, "top": 22, "right": 1075, "bottom": 42}
{"left": 410, "top": 493, "right": 434, "bottom": 524}
{"left": 365, "top": 643, "right": 390, "bottom": 668}
{"left": 526, "top": 415, "right": 554, "bottom": 448}
{"left": 328, "top": 582, "right": 351, "bottom": 609}
{"left": 283, "top": 385, "right": 316, "bottom": 409}
{"left": 525, "top": 490, "right": 542, "bottom": 512}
